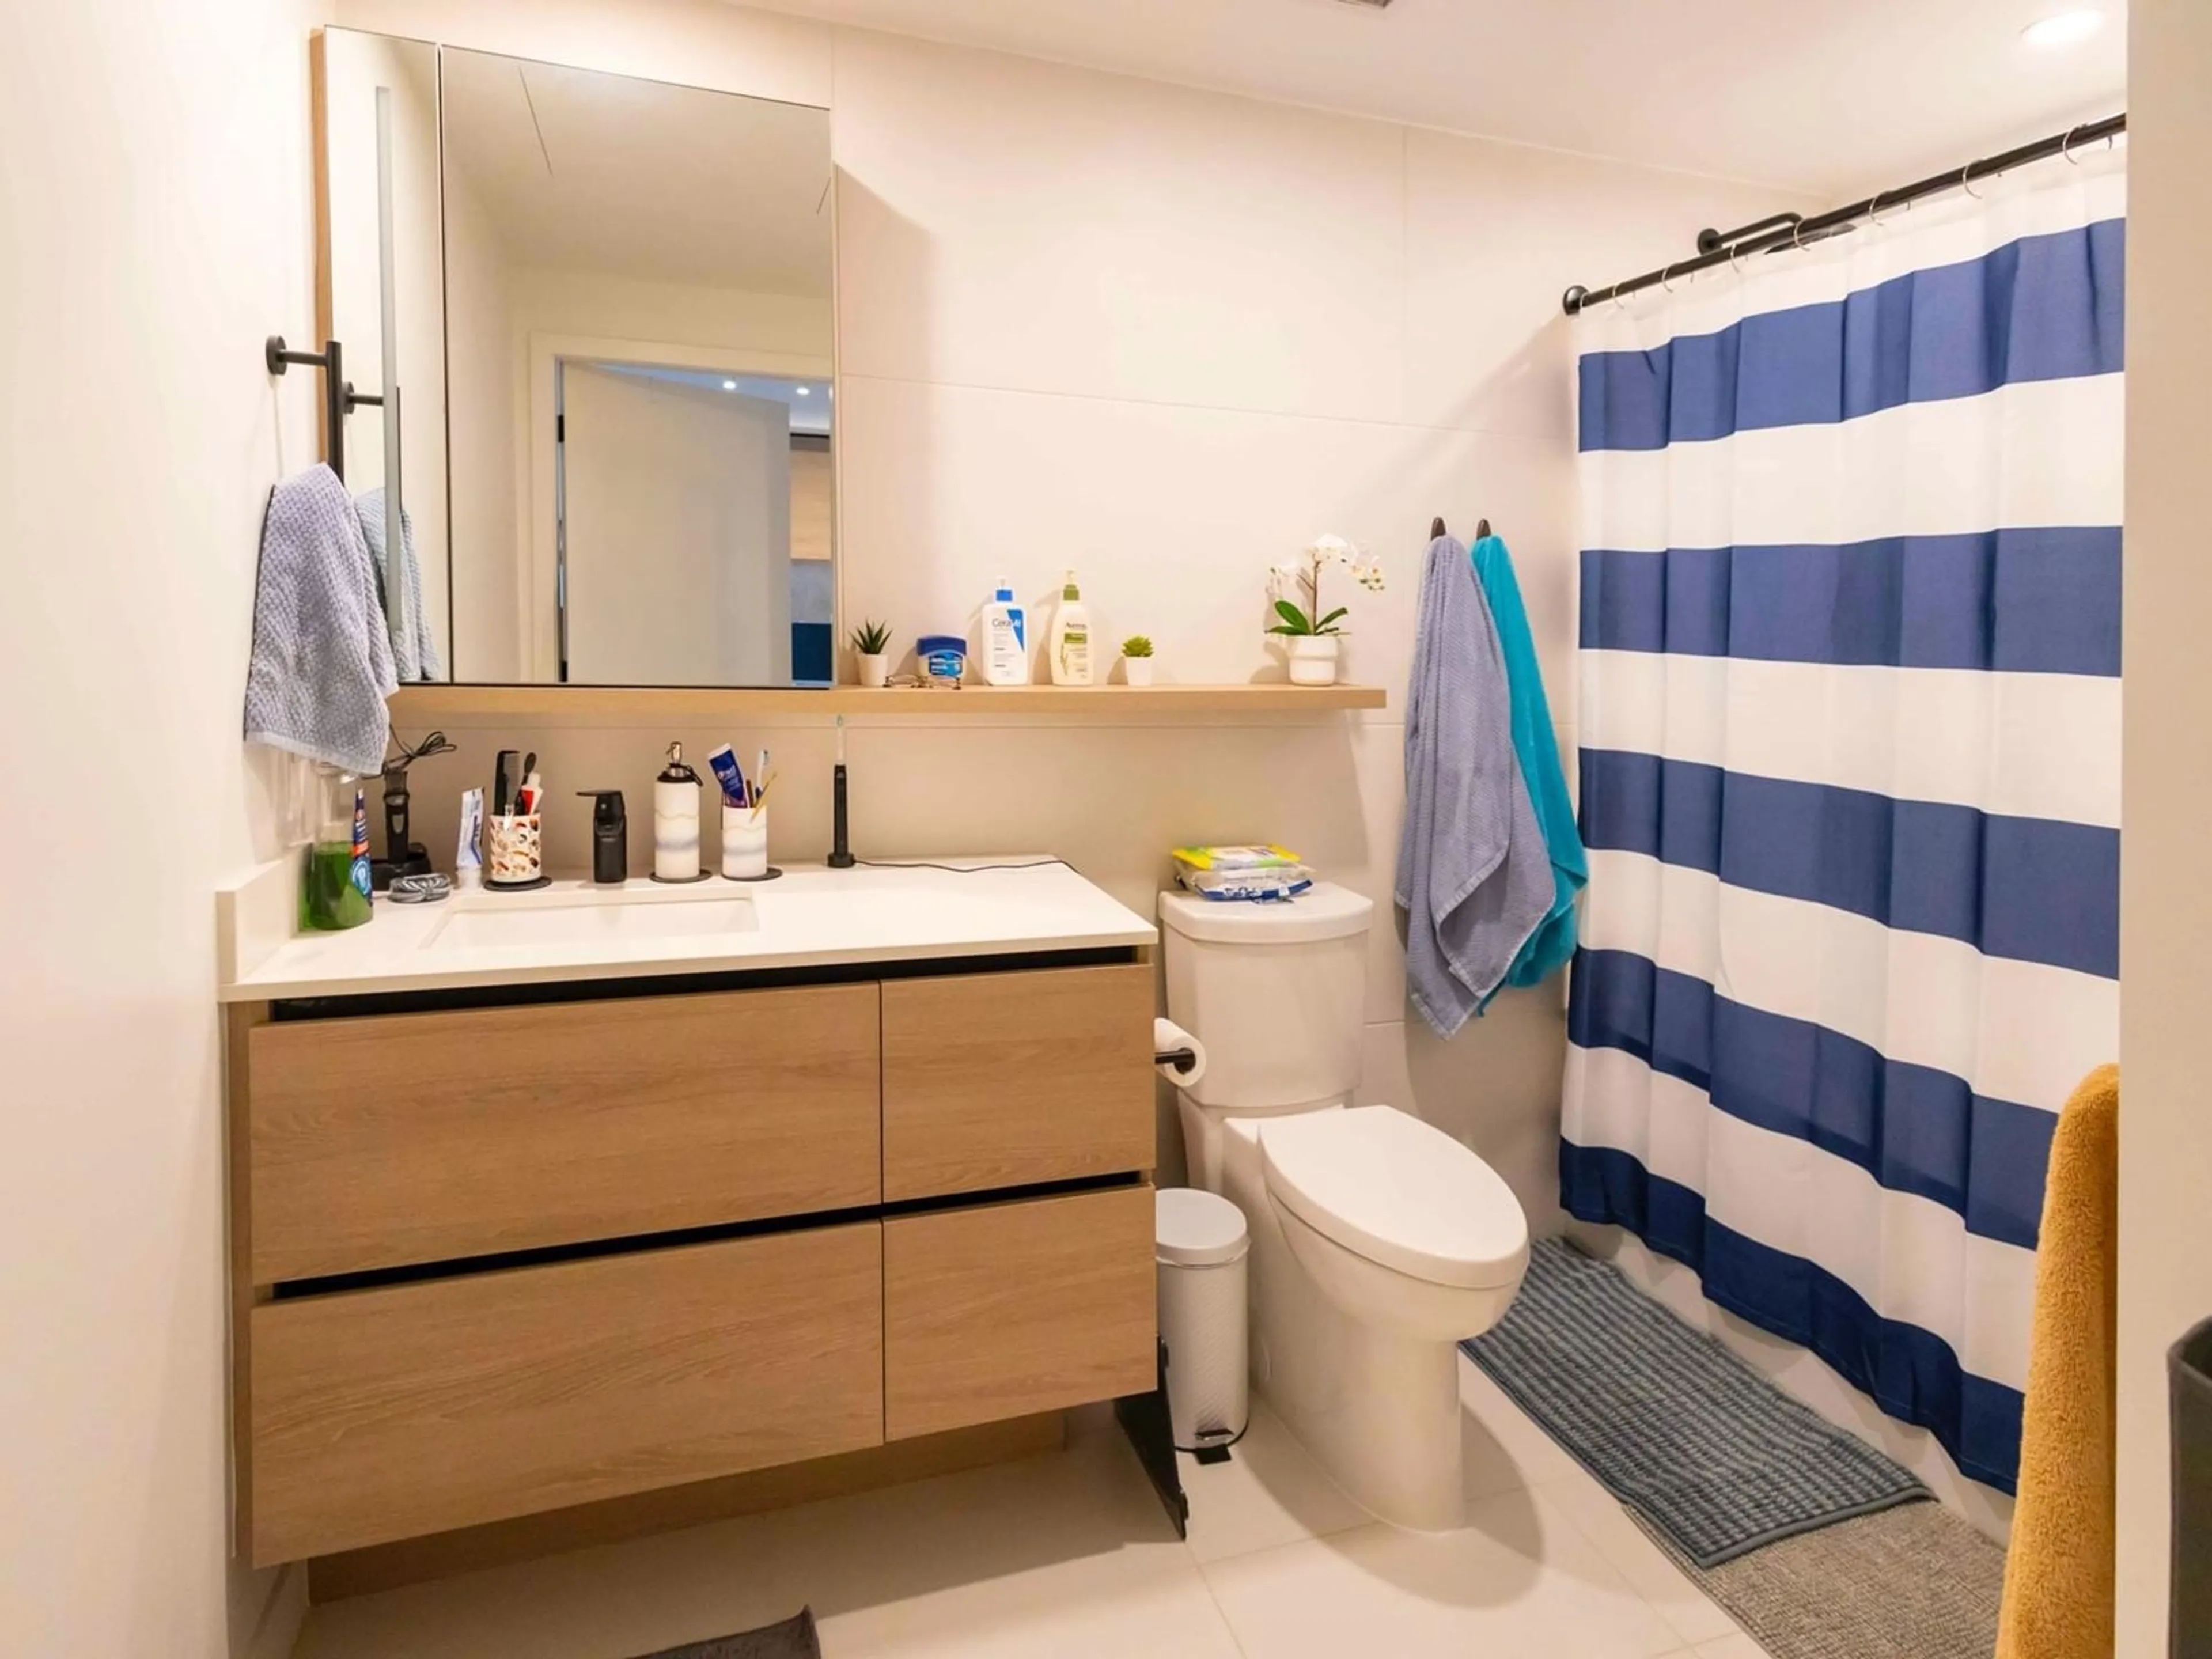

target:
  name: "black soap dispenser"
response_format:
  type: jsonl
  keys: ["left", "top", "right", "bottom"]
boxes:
{"left": 577, "top": 790, "right": 628, "bottom": 884}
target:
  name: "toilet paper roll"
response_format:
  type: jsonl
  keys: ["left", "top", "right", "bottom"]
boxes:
{"left": 1154, "top": 1017, "right": 1207, "bottom": 1088}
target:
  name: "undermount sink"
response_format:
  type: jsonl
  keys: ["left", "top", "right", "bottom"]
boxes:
{"left": 424, "top": 892, "right": 759, "bottom": 953}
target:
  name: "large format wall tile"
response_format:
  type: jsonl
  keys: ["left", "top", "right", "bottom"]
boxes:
{"left": 1400, "top": 128, "right": 1790, "bottom": 443}
{"left": 834, "top": 374, "right": 1574, "bottom": 711}
{"left": 833, "top": 30, "right": 1406, "bottom": 424}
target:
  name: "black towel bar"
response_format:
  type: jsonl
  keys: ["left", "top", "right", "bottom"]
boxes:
{"left": 265, "top": 335, "right": 384, "bottom": 483}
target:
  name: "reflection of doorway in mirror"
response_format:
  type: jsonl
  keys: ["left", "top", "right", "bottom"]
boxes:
{"left": 555, "top": 363, "right": 832, "bottom": 687}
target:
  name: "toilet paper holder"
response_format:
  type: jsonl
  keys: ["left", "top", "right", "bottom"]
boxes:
{"left": 1154, "top": 1044, "right": 1199, "bottom": 1074}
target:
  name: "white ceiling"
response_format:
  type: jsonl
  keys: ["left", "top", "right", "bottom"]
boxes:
{"left": 441, "top": 48, "right": 832, "bottom": 294}
{"left": 740, "top": 0, "right": 2126, "bottom": 193}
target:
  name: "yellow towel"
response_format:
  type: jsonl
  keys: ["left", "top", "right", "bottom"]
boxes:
{"left": 1997, "top": 1063, "right": 2119, "bottom": 1659}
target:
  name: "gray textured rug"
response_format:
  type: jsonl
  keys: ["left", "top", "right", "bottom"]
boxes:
{"left": 1634, "top": 1498, "right": 2006, "bottom": 1659}
{"left": 1461, "top": 1240, "right": 1928, "bottom": 1566}
{"left": 632, "top": 1608, "right": 820, "bottom": 1659}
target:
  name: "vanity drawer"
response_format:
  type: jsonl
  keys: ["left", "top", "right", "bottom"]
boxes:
{"left": 249, "top": 1222, "right": 883, "bottom": 1564}
{"left": 248, "top": 983, "right": 881, "bottom": 1282}
{"left": 880, "top": 964, "right": 1153, "bottom": 1201}
{"left": 884, "top": 1185, "right": 1156, "bottom": 1441}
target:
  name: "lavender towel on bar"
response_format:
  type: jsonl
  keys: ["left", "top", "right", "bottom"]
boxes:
{"left": 243, "top": 463, "right": 396, "bottom": 777}
{"left": 1395, "top": 533, "right": 1552, "bottom": 1037}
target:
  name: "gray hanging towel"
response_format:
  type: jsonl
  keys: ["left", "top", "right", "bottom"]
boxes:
{"left": 355, "top": 485, "right": 441, "bottom": 683}
{"left": 243, "top": 463, "right": 397, "bottom": 777}
{"left": 1396, "top": 533, "right": 1553, "bottom": 1037}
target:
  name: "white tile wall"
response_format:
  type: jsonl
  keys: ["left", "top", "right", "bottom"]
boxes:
{"left": 353, "top": 0, "right": 1790, "bottom": 1211}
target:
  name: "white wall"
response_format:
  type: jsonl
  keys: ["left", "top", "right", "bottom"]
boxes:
{"left": 339, "top": 0, "right": 1785, "bottom": 1229}
{"left": 0, "top": 3, "right": 328, "bottom": 1656}
{"left": 2118, "top": 2, "right": 2211, "bottom": 1649}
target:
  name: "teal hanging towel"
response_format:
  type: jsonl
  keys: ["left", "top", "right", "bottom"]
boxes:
{"left": 1472, "top": 533, "right": 1586, "bottom": 999}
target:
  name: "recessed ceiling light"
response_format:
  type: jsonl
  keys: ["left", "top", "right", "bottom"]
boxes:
{"left": 721, "top": 379, "right": 737, "bottom": 391}
{"left": 796, "top": 387, "right": 811, "bottom": 396}
{"left": 2021, "top": 9, "right": 2105, "bottom": 47}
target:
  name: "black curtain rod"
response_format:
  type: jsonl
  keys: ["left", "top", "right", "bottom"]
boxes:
{"left": 1561, "top": 113, "right": 2125, "bottom": 316}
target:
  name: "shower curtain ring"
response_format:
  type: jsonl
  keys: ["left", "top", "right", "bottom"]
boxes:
{"left": 1959, "top": 164, "right": 1985, "bottom": 200}
{"left": 2062, "top": 124, "right": 2085, "bottom": 164}
{"left": 1658, "top": 262, "right": 1680, "bottom": 295}
{"left": 1728, "top": 240, "right": 1747, "bottom": 277}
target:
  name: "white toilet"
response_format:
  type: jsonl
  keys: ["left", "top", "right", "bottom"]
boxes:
{"left": 1160, "top": 883, "right": 1530, "bottom": 1531}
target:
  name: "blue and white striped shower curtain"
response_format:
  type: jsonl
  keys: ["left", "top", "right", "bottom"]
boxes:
{"left": 1562, "top": 158, "right": 2124, "bottom": 1495}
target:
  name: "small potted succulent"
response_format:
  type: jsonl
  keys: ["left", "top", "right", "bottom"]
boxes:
{"left": 849, "top": 619, "right": 893, "bottom": 688}
{"left": 1266, "top": 535, "right": 1382, "bottom": 685}
{"left": 1120, "top": 634, "right": 1156, "bottom": 687}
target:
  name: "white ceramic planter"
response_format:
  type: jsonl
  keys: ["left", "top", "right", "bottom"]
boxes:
{"left": 858, "top": 652, "right": 889, "bottom": 688}
{"left": 1287, "top": 635, "right": 1340, "bottom": 687}
{"left": 1123, "top": 657, "right": 1154, "bottom": 687}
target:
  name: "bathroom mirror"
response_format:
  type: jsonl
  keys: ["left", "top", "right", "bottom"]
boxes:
{"left": 315, "top": 32, "right": 836, "bottom": 688}
{"left": 316, "top": 29, "right": 448, "bottom": 681}
{"left": 440, "top": 50, "right": 835, "bottom": 687}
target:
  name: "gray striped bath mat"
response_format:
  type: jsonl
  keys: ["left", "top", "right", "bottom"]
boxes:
{"left": 1462, "top": 1240, "right": 1928, "bottom": 1566}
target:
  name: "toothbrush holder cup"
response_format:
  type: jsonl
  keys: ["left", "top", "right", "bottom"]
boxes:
{"left": 486, "top": 813, "right": 543, "bottom": 886}
{"left": 722, "top": 804, "right": 772, "bottom": 881}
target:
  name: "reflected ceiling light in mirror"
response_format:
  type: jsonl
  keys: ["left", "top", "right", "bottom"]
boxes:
{"left": 796, "top": 387, "right": 811, "bottom": 396}
{"left": 2021, "top": 9, "right": 2104, "bottom": 47}
{"left": 722, "top": 379, "right": 738, "bottom": 390}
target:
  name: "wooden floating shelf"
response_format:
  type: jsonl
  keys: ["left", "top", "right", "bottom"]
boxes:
{"left": 389, "top": 683, "right": 1387, "bottom": 721}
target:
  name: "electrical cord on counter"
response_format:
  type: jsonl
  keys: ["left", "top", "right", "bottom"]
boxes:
{"left": 855, "top": 857, "right": 1072, "bottom": 874}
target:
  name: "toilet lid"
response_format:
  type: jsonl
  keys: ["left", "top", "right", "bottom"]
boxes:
{"left": 1259, "top": 1107, "right": 1528, "bottom": 1289}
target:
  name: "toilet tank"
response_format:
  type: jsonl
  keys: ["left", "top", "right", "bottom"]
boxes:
{"left": 1158, "top": 883, "right": 1374, "bottom": 1111}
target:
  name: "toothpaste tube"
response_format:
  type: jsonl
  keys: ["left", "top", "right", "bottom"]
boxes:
{"left": 456, "top": 787, "right": 484, "bottom": 889}
{"left": 706, "top": 743, "right": 748, "bottom": 808}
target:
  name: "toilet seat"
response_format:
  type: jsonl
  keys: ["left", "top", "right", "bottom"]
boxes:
{"left": 1258, "top": 1106, "right": 1528, "bottom": 1290}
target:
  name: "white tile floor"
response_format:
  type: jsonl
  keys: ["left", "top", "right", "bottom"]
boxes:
{"left": 291, "top": 1355, "right": 1763, "bottom": 1659}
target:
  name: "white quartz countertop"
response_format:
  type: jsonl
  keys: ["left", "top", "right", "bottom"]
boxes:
{"left": 217, "top": 857, "right": 1155, "bottom": 1002}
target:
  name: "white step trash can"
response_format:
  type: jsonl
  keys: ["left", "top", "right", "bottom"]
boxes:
{"left": 1156, "top": 1187, "right": 1251, "bottom": 1455}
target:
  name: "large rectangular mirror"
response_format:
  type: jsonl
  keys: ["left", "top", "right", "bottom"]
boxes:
{"left": 318, "top": 29, "right": 448, "bottom": 681}
{"left": 316, "top": 33, "right": 836, "bottom": 687}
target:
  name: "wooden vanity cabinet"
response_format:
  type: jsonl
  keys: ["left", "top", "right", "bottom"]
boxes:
{"left": 229, "top": 950, "right": 1157, "bottom": 1569}
{"left": 251, "top": 1224, "right": 884, "bottom": 1563}
{"left": 248, "top": 983, "right": 883, "bottom": 1281}
{"left": 882, "top": 964, "right": 1155, "bottom": 1200}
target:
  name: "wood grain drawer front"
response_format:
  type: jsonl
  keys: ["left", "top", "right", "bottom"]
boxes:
{"left": 249, "top": 1222, "right": 883, "bottom": 1565}
{"left": 885, "top": 1186, "right": 1156, "bottom": 1441}
{"left": 248, "top": 983, "right": 880, "bottom": 1282}
{"left": 881, "top": 964, "right": 1153, "bottom": 1201}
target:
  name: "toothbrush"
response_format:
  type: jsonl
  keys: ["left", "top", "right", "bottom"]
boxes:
{"left": 755, "top": 748, "right": 769, "bottom": 808}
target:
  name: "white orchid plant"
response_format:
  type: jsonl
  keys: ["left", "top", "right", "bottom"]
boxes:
{"left": 1267, "top": 535, "right": 1383, "bottom": 637}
